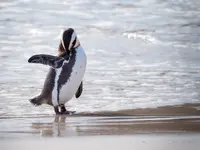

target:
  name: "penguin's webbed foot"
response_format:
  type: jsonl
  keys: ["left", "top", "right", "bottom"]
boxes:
{"left": 54, "top": 105, "right": 76, "bottom": 115}
{"left": 55, "top": 111, "right": 75, "bottom": 115}
{"left": 61, "top": 110, "right": 76, "bottom": 115}
{"left": 60, "top": 104, "right": 76, "bottom": 114}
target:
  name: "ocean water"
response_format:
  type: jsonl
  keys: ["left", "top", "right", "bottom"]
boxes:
{"left": 0, "top": 0, "right": 200, "bottom": 117}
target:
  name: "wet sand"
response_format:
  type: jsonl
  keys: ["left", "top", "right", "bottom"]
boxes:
{"left": 1, "top": 116, "right": 200, "bottom": 150}
{"left": 1, "top": 104, "right": 200, "bottom": 150}
{"left": 2, "top": 134, "right": 200, "bottom": 150}
{"left": 79, "top": 103, "right": 200, "bottom": 116}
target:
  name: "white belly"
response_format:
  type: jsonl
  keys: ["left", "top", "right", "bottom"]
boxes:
{"left": 52, "top": 46, "right": 87, "bottom": 106}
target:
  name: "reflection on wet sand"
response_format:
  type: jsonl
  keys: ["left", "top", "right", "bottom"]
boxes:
{"left": 32, "top": 116, "right": 76, "bottom": 137}
{"left": 1, "top": 104, "right": 200, "bottom": 138}
{"left": 30, "top": 115, "right": 200, "bottom": 137}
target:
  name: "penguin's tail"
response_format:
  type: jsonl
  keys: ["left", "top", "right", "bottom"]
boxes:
{"left": 29, "top": 95, "right": 43, "bottom": 106}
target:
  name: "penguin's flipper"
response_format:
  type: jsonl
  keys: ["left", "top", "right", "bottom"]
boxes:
{"left": 28, "top": 54, "right": 65, "bottom": 69}
{"left": 75, "top": 82, "right": 83, "bottom": 98}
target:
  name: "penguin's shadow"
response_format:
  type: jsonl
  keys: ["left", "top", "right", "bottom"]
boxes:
{"left": 31, "top": 115, "right": 81, "bottom": 137}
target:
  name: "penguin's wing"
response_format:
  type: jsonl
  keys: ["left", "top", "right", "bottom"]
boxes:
{"left": 75, "top": 82, "right": 83, "bottom": 98}
{"left": 28, "top": 54, "right": 65, "bottom": 69}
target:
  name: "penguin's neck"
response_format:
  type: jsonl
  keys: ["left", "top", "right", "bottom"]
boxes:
{"left": 70, "top": 44, "right": 82, "bottom": 55}
{"left": 60, "top": 52, "right": 70, "bottom": 60}
{"left": 71, "top": 43, "right": 80, "bottom": 51}
{"left": 60, "top": 45, "right": 81, "bottom": 60}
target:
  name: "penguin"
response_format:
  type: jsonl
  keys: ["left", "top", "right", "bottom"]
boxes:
{"left": 28, "top": 28, "right": 87, "bottom": 115}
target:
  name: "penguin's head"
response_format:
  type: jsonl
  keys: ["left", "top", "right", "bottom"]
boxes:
{"left": 58, "top": 28, "right": 80, "bottom": 56}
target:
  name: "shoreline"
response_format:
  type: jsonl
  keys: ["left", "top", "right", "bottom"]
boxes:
{"left": 79, "top": 103, "right": 200, "bottom": 116}
{"left": 1, "top": 103, "right": 200, "bottom": 119}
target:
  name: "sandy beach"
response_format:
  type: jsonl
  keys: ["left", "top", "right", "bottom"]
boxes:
{"left": 1, "top": 116, "right": 200, "bottom": 150}
{"left": 2, "top": 134, "right": 200, "bottom": 150}
{"left": 1, "top": 104, "right": 200, "bottom": 150}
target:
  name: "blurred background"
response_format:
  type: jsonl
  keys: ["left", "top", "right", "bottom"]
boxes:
{"left": 0, "top": 0, "right": 200, "bottom": 117}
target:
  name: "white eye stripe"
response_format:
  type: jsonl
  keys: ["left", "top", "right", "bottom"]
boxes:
{"left": 68, "top": 31, "right": 77, "bottom": 50}
{"left": 74, "top": 38, "right": 80, "bottom": 48}
{"left": 61, "top": 31, "right": 66, "bottom": 51}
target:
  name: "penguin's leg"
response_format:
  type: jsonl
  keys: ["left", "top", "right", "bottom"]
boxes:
{"left": 54, "top": 105, "right": 69, "bottom": 115}
{"left": 54, "top": 106, "right": 61, "bottom": 115}
{"left": 75, "top": 81, "right": 83, "bottom": 98}
{"left": 60, "top": 104, "right": 67, "bottom": 113}
{"left": 59, "top": 104, "right": 76, "bottom": 115}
